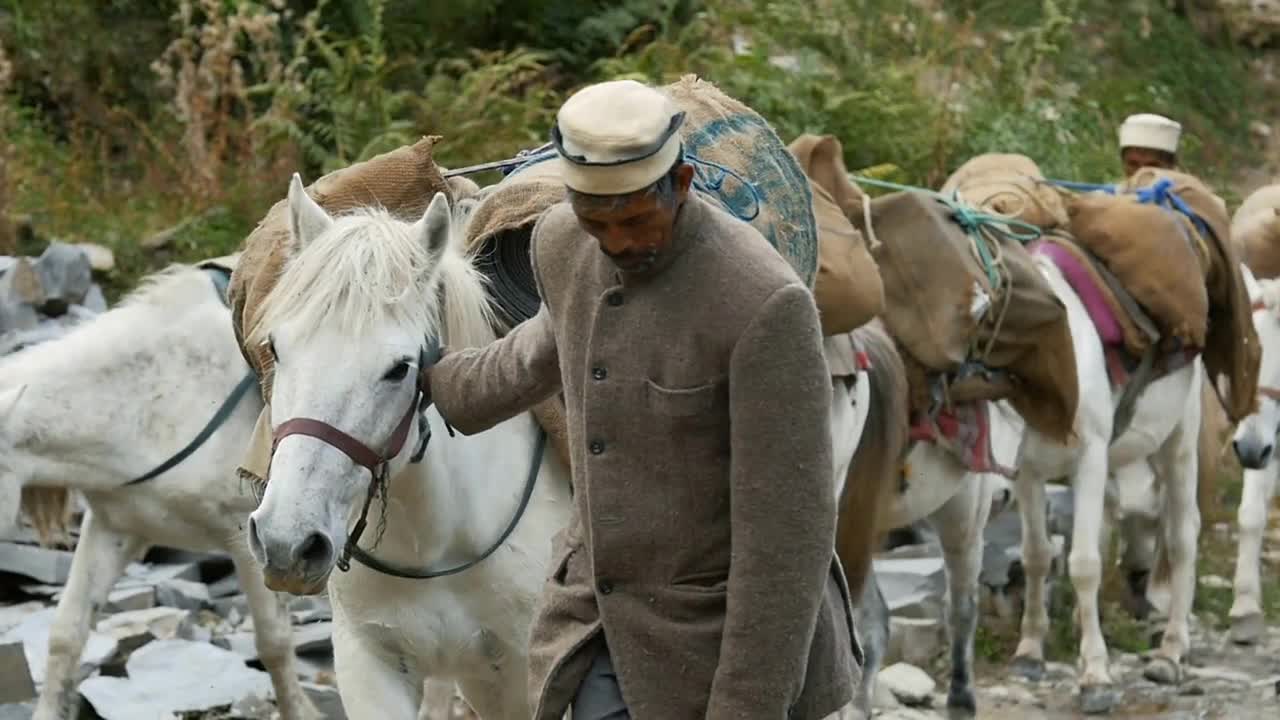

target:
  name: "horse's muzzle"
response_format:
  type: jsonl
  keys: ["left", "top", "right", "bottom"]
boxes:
{"left": 261, "top": 569, "right": 329, "bottom": 596}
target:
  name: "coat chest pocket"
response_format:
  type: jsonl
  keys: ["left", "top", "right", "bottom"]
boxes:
{"left": 644, "top": 377, "right": 727, "bottom": 418}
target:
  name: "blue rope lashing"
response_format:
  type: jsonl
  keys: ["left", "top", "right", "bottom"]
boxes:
{"left": 1132, "top": 177, "right": 1213, "bottom": 239}
{"left": 687, "top": 153, "right": 763, "bottom": 222}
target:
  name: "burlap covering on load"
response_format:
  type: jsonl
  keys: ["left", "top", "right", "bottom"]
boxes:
{"left": 225, "top": 135, "right": 573, "bottom": 472}
{"left": 940, "top": 153, "right": 1069, "bottom": 230}
{"left": 462, "top": 76, "right": 848, "bottom": 331}
{"left": 1065, "top": 194, "right": 1211, "bottom": 349}
{"left": 1232, "top": 184, "right": 1280, "bottom": 279}
{"left": 787, "top": 134, "right": 883, "bottom": 336}
{"left": 1121, "top": 167, "right": 1260, "bottom": 423}
{"left": 787, "top": 134, "right": 867, "bottom": 218}
{"left": 229, "top": 135, "right": 452, "bottom": 395}
{"left": 850, "top": 190, "right": 1078, "bottom": 442}
{"left": 664, "top": 74, "right": 821, "bottom": 289}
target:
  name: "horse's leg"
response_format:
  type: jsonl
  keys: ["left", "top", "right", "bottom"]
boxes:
{"left": 1114, "top": 462, "right": 1163, "bottom": 619}
{"left": 332, "top": 622, "right": 421, "bottom": 720}
{"left": 1011, "top": 469, "right": 1053, "bottom": 681}
{"left": 1230, "top": 464, "right": 1279, "bottom": 644}
{"left": 1066, "top": 443, "right": 1118, "bottom": 713}
{"left": 928, "top": 472, "right": 996, "bottom": 714}
{"left": 1143, "top": 413, "right": 1200, "bottom": 686}
{"left": 852, "top": 572, "right": 889, "bottom": 717}
{"left": 33, "top": 510, "right": 146, "bottom": 720}
{"left": 228, "top": 545, "right": 319, "bottom": 719}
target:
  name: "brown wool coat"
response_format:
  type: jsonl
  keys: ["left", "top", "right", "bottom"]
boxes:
{"left": 430, "top": 195, "right": 860, "bottom": 720}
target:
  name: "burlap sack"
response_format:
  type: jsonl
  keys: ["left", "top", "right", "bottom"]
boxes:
{"left": 228, "top": 135, "right": 453, "bottom": 398}
{"left": 1232, "top": 184, "right": 1280, "bottom": 279}
{"left": 463, "top": 156, "right": 567, "bottom": 255}
{"left": 1122, "top": 167, "right": 1260, "bottom": 422}
{"left": 787, "top": 134, "right": 867, "bottom": 220}
{"left": 809, "top": 180, "right": 883, "bottom": 336}
{"left": 941, "top": 153, "right": 1069, "bottom": 230}
{"left": 1065, "top": 194, "right": 1210, "bottom": 348}
{"left": 851, "top": 191, "right": 1077, "bottom": 441}
{"left": 663, "top": 74, "right": 822, "bottom": 290}
{"left": 1235, "top": 208, "right": 1280, "bottom": 279}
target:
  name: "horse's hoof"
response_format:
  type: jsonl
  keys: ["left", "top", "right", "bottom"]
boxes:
{"left": 1229, "top": 613, "right": 1265, "bottom": 645}
{"left": 1142, "top": 655, "right": 1182, "bottom": 685}
{"left": 1078, "top": 684, "right": 1120, "bottom": 715}
{"left": 1010, "top": 655, "right": 1045, "bottom": 682}
{"left": 1148, "top": 627, "right": 1165, "bottom": 648}
{"left": 946, "top": 685, "right": 977, "bottom": 715}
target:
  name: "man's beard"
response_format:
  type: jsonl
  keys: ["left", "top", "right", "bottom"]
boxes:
{"left": 605, "top": 245, "right": 659, "bottom": 273}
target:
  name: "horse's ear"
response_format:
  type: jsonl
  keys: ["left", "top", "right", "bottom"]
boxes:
{"left": 417, "top": 192, "right": 452, "bottom": 260}
{"left": 287, "top": 172, "right": 333, "bottom": 250}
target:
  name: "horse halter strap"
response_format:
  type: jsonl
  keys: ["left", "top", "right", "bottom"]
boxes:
{"left": 269, "top": 342, "right": 436, "bottom": 571}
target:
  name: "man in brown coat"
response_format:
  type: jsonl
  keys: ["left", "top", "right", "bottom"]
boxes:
{"left": 426, "top": 79, "right": 861, "bottom": 719}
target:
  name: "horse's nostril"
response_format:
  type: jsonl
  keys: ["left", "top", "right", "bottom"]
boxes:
{"left": 1262, "top": 445, "right": 1274, "bottom": 463}
{"left": 247, "top": 516, "right": 264, "bottom": 557}
{"left": 293, "top": 531, "right": 333, "bottom": 567}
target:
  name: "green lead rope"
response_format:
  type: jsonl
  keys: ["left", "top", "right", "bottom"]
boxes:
{"left": 848, "top": 174, "right": 1046, "bottom": 291}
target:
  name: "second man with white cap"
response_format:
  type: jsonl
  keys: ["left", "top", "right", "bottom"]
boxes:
{"left": 1118, "top": 112, "right": 1182, "bottom": 178}
{"left": 425, "top": 79, "right": 861, "bottom": 719}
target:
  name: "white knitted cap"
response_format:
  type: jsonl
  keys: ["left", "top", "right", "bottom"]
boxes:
{"left": 552, "top": 80, "right": 685, "bottom": 195}
{"left": 1118, "top": 113, "right": 1182, "bottom": 154}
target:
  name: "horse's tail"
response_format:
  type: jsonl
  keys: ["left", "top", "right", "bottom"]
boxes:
{"left": 21, "top": 486, "right": 74, "bottom": 548}
{"left": 836, "top": 318, "right": 910, "bottom": 601}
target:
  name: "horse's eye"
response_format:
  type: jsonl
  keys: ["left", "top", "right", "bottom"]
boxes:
{"left": 266, "top": 336, "right": 279, "bottom": 362}
{"left": 383, "top": 362, "right": 410, "bottom": 382}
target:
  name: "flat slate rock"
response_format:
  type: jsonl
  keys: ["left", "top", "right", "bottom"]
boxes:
{"left": 78, "top": 639, "right": 273, "bottom": 720}
{"left": 0, "top": 642, "right": 35, "bottom": 704}
{"left": 0, "top": 703, "right": 33, "bottom": 720}
{"left": 0, "top": 607, "right": 117, "bottom": 686}
{"left": 0, "top": 542, "right": 74, "bottom": 585}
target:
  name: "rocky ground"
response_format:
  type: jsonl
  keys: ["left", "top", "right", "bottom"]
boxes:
{"left": 1, "top": 484, "right": 1276, "bottom": 719}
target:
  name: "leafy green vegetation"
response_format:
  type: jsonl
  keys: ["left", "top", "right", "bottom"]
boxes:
{"left": 1, "top": 0, "right": 1272, "bottom": 296}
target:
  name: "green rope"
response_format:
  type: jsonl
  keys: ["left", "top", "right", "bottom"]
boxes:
{"left": 849, "top": 174, "right": 1045, "bottom": 289}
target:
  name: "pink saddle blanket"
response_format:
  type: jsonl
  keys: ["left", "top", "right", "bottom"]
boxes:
{"left": 1029, "top": 240, "right": 1125, "bottom": 346}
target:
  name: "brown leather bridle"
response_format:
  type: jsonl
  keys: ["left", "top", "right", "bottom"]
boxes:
{"left": 269, "top": 344, "right": 435, "bottom": 572}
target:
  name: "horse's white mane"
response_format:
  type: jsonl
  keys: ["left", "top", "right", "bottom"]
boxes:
{"left": 249, "top": 201, "right": 498, "bottom": 351}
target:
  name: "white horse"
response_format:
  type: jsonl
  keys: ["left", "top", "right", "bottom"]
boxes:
{"left": 1004, "top": 248, "right": 1204, "bottom": 712}
{"left": 241, "top": 177, "right": 883, "bottom": 719}
{"left": 0, "top": 261, "right": 319, "bottom": 720}
{"left": 1227, "top": 265, "right": 1279, "bottom": 644}
{"left": 852, "top": 399, "right": 1022, "bottom": 717}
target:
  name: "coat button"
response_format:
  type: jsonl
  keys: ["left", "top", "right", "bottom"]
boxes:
{"left": 607, "top": 292, "right": 624, "bottom": 307}
{"left": 589, "top": 440, "right": 605, "bottom": 455}
{"left": 591, "top": 366, "right": 607, "bottom": 380}
{"left": 597, "top": 579, "right": 614, "bottom": 595}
